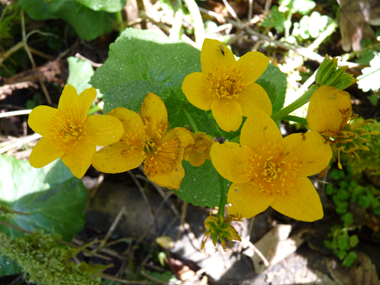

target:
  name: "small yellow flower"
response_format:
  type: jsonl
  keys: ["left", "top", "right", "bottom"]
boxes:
{"left": 201, "top": 213, "right": 242, "bottom": 251}
{"left": 28, "top": 84, "right": 124, "bottom": 178}
{"left": 91, "top": 93, "right": 194, "bottom": 189}
{"left": 184, "top": 132, "right": 215, "bottom": 166}
{"left": 210, "top": 109, "right": 332, "bottom": 221}
{"left": 307, "top": 86, "right": 378, "bottom": 169}
{"left": 182, "top": 39, "right": 272, "bottom": 132}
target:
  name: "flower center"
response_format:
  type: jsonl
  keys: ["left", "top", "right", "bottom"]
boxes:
{"left": 207, "top": 67, "right": 244, "bottom": 99}
{"left": 49, "top": 111, "right": 85, "bottom": 152}
{"left": 143, "top": 138, "right": 180, "bottom": 176}
{"left": 245, "top": 144, "right": 298, "bottom": 196}
{"left": 194, "top": 137, "right": 213, "bottom": 153}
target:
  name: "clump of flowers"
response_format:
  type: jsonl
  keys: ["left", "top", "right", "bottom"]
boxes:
{"left": 28, "top": 84, "right": 124, "bottom": 178}
{"left": 182, "top": 39, "right": 272, "bottom": 132}
{"left": 210, "top": 108, "right": 332, "bottom": 221}
{"left": 201, "top": 212, "right": 242, "bottom": 251}
{"left": 184, "top": 132, "right": 215, "bottom": 166}
{"left": 91, "top": 93, "right": 194, "bottom": 189}
{"left": 307, "top": 86, "right": 378, "bottom": 169}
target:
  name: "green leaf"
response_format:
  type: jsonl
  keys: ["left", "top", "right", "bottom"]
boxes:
{"left": 341, "top": 213, "right": 353, "bottom": 225}
{"left": 173, "top": 160, "right": 229, "bottom": 208}
{"left": 349, "top": 235, "right": 359, "bottom": 248}
{"left": 260, "top": 6, "right": 286, "bottom": 33}
{"left": 258, "top": 63, "right": 286, "bottom": 114}
{"left": 90, "top": 28, "right": 201, "bottom": 96}
{"left": 67, "top": 57, "right": 95, "bottom": 95}
{"left": 0, "top": 155, "right": 87, "bottom": 276}
{"left": 358, "top": 54, "right": 380, "bottom": 92}
{"left": 337, "top": 233, "right": 350, "bottom": 251}
{"left": 342, "top": 251, "right": 357, "bottom": 266}
{"left": 74, "top": 0, "right": 127, "bottom": 12}
{"left": 18, "top": 0, "right": 116, "bottom": 41}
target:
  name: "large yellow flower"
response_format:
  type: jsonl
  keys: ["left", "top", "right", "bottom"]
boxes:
{"left": 210, "top": 109, "right": 332, "bottom": 221}
{"left": 28, "top": 84, "right": 124, "bottom": 178}
{"left": 182, "top": 39, "right": 272, "bottom": 132}
{"left": 91, "top": 93, "right": 194, "bottom": 189}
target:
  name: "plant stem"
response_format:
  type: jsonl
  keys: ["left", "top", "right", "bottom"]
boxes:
{"left": 217, "top": 174, "right": 227, "bottom": 219}
{"left": 271, "top": 84, "right": 319, "bottom": 121}
{"left": 183, "top": 109, "right": 200, "bottom": 133}
{"left": 282, "top": 115, "right": 308, "bottom": 125}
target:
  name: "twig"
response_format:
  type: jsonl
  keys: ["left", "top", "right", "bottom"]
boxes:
{"left": 0, "top": 133, "right": 41, "bottom": 154}
{"left": 75, "top": 53, "right": 103, "bottom": 68}
{"left": 140, "top": 271, "right": 169, "bottom": 285}
{"left": 248, "top": 0, "right": 253, "bottom": 22}
{"left": 177, "top": 201, "right": 188, "bottom": 241}
{"left": 0, "top": 109, "right": 32, "bottom": 118}
{"left": 222, "top": 0, "right": 242, "bottom": 25}
{"left": 102, "top": 273, "right": 158, "bottom": 284}
{"left": 92, "top": 206, "right": 126, "bottom": 254}
{"left": 307, "top": 21, "right": 337, "bottom": 51}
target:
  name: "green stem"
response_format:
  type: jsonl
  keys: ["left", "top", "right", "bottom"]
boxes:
{"left": 282, "top": 115, "right": 308, "bottom": 125}
{"left": 115, "top": 10, "right": 124, "bottom": 34}
{"left": 217, "top": 174, "right": 227, "bottom": 219}
{"left": 183, "top": 109, "right": 200, "bottom": 133}
{"left": 271, "top": 84, "right": 319, "bottom": 122}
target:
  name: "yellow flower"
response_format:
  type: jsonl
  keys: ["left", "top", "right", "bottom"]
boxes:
{"left": 28, "top": 84, "right": 124, "bottom": 178}
{"left": 307, "top": 86, "right": 378, "bottom": 169}
{"left": 91, "top": 93, "right": 194, "bottom": 189}
{"left": 182, "top": 39, "right": 272, "bottom": 132}
{"left": 184, "top": 132, "right": 215, "bottom": 166}
{"left": 210, "top": 109, "right": 332, "bottom": 221}
{"left": 201, "top": 213, "right": 242, "bottom": 251}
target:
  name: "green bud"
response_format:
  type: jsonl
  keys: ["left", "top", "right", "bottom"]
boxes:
{"left": 315, "top": 55, "right": 357, "bottom": 90}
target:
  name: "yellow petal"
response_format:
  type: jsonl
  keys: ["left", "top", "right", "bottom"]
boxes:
{"left": 282, "top": 131, "right": 332, "bottom": 177}
{"left": 107, "top": 107, "right": 146, "bottom": 138}
{"left": 234, "top": 51, "right": 269, "bottom": 86}
{"left": 29, "top": 137, "right": 64, "bottom": 168}
{"left": 236, "top": 83, "right": 272, "bottom": 117}
{"left": 210, "top": 142, "right": 253, "bottom": 183}
{"left": 58, "top": 85, "right": 96, "bottom": 123}
{"left": 147, "top": 160, "right": 185, "bottom": 189}
{"left": 182, "top": 72, "right": 213, "bottom": 110}
{"left": 92, "top": 142, "right": 144, "bottom": 173}
{"left": 83, "top": 115, "right": 124, "bottom": 146}
{"left": 28, "top": 106, "right": 57, "bottom": 137}
{"left": 307, "top": 86, "right": 352, "bottom": 133}
{"left": 61, "top": 139, "right": 95, "bottom": 178}
{"left": 139, "top": 93, "right": 168, "bottom": 139}
{"left": 240, "top": 109, "right": 282, "bottom": 153}
{"left": 201, "top": 39, "right": 235, "bottom": 74}
{"left": 228, "top": 182, "right": 274, "bottom": 219}
{"left": 271, "top": 177, "right": 323, "bottom": 222}
{"left": 185, "top": 150, "right": 208, "bottom": 166}
{"left": 211, "top": 98, "right": 243, "bottom": 132}
{"left": 161, "top": 127, "right": 194, "bottom": 149}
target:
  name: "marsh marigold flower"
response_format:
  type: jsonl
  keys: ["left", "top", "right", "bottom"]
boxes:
{"left": 184, "top": 132, "right": 215, "bottom": 166}
{"left": 91, "top": 93, "right": 194, "bottom": 189}
{"left": 182, "top": 39, "right": 272, "bottom": 132}
{"left": 28, "top": 84, "right": 124, "bottom": 178}
{"left": 210, "top": 109, "right": 332, "bottom": 221}
{"left": 307, "top": 86, "right": 378, "bottom": 169}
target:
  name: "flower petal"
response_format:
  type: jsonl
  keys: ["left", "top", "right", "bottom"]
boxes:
{"left": 83, "top": 115, "right": 124, "bottom": 146}
{"left": 240, "top": 109, "right": 282, "bottom": 153}
{"left": 58, "top": 85, "right": 96, "bottom": 123}
{"left": 182, "top": 72, "right": 213, "bottom": 110}
{"left": 161, "top": 127, "right": 194, "bottom": 150}
{"left": 236, "top": 83, "right": 272, "bottom": 117}
{"left": 29, "top": 137, "right": 63, "bottom": 168}
{"left": 228, "top": 182, "right": 274, "bottom": 219}
{"left": 147, "top": 160, "right": 185, "bottom": 189}
{"left": 92, "top": 142, "right": 144, "bottom": 173}
{"left": 234, "top": 51, "right": 269, "bottom": 86}
{"left": 28, "top": 106, "right": 58, "bottom": 137}
{"left": 185, "top": 150, "right": 208, "bottom": 166}
{"left": 282, "top": 131, "right": 332, "bottom": 177}
{"left": 210, "top": 142, "right": 253, "bottom": 183}
{"left": 211, "top": 98, "right": 243, "bottom": 132}
{"left": 139, "top": 93, "right": 168, "bottom": 139}
{"left": 307, "top": 86, "right": 352, "bottom": 133}
{"left": 61, "top": 140, "right": 95, "bottom": 178}
{"left": 201, "top": 39, "right": 235, "bottom": 74}
{"left": 271, "top": 177, "right": 323, "bottom": 222}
